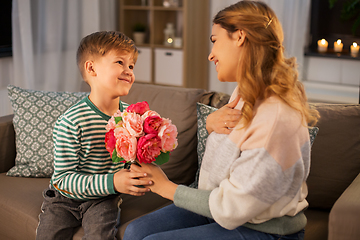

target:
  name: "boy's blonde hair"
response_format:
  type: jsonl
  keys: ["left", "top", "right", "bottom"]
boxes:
{"left": 213, "top": 0, "right": 319, "bottom": 127}
{"left": 76, "top": 31, "right": 138, "bottom": 79}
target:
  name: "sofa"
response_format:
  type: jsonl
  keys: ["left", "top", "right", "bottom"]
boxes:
{"left": 0, "top": 82, "right": 359, "bottom": 240}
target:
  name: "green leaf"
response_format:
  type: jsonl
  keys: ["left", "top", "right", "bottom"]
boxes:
{"left": 112, "top": 149, "right": 125, "bottom": 163}
{"left": 115, "top": 116, "right": 122, "bottom": 124}
{"left": 154, "top": 152, "right": 170, "bottom": 165}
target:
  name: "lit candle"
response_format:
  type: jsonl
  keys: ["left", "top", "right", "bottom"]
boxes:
{"left": 334, "top": 39, "right": 343, "bottom": 52}
{"left": 350, "top": 42, "right": 359, "bottom": 57}
{"left": 317, "top": 39, "right": 328, "bottom": 53}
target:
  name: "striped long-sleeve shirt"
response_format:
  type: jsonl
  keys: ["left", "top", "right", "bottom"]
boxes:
{"left": 51, "top": 97, "right": 128, "bottom": 200}
{"left": 174, "top": 87, "right": 311, "bottom": 235}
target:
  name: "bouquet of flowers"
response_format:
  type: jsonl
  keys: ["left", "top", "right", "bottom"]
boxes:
{"left": 105, "top": 101, "right": 178, "bottom": 168}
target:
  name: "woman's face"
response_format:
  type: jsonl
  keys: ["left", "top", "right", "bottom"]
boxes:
{"left": 208, "top": 24, "right": 243, "bottom": 82}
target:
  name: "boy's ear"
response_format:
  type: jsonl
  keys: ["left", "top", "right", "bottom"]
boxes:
{"left": 236, "top": 30, "right": 246, "bottom": 47}
{"left": 84, "top": 60, "right": 96, "bottom": 77}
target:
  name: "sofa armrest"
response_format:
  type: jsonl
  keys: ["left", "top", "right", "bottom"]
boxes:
{"left": 0, "top": 114, "right": 16, "bottom": 173}
{"left": 329, "top": 173, "right": 360, "bottom": 240}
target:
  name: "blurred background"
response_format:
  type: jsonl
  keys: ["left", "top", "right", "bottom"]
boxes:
{"left": 0, "top": 0, "right": 359, "bottom": 117}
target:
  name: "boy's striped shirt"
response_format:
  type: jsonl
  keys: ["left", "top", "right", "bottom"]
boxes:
{"left": 51, "top": 97, "right": 128, "bottom": 200}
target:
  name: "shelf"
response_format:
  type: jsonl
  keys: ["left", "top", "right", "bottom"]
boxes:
{"left": 119, "top": 0, "right": 209, "bottom": 89}
{"left": 123, "top": 6, "right": 151, "bottom": 10}
{"left": 305, "top": 49, "right": 360, "bottom": 61}
{"left": 152, "top": 6, "right": 183, "bottom": 11}
{"left": 152, "top": 44, "right": 182, "bottom": 49}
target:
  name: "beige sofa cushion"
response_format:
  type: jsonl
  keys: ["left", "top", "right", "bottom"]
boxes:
{"left": 307, "top": 103, "right": 360, "bottom": 209}
{"left": 121, "top": 83, "right": 206, "bottom": 185}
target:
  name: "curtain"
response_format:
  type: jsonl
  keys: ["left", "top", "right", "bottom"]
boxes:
{"left": 0, "top": 0, "right": 116, "bottom": 117}
{"left": 208, "top": 0, "right": 311, "bottom": 95}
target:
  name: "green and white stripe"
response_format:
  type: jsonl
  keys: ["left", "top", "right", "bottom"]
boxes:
{"left": 51, "top": 97, "right": 128, "bottom": 200}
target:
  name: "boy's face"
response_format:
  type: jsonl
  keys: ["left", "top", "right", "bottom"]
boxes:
{"left": 92, "top": 50, "right": 135, "bottom": 98}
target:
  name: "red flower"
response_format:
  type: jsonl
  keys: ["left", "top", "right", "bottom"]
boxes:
{"left": 105, "top": 129, "right": 116, "bottom": 155}
{"left": 143, "top": 115, "right": 163, "bottom": 134}
{"left": 137, "top": 134, "right": 161, "bottom": 164}
{"left": 126, "top": 101, "right": 150, "bottom": 115}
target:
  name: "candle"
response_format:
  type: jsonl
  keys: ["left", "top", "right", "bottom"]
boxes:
{"left": 317, "top": 39, "right": 328, "bottom": 53}
{"left": 334, "top": 39, "right": 343, "bottom": 52}
{"left": 350, "top": 42, "right": 359, "bottom": 57}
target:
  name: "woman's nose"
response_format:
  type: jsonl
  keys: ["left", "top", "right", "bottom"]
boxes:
{"left": 208, "top": 52, "right": 214, "bottom": 61}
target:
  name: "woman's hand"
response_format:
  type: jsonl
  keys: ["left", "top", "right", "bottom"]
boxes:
{"left": 113, "top": 169, "right": 152, "bottom": 196}
{"left": 206, "top": 95, "right": 242, "bottom": 134}
{"left": 131, "top": 163, "right": 178, "bottom": 201}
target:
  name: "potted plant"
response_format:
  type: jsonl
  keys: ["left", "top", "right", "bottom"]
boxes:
{"left": 133, "top": 23, "right": 146, "bottom": 44}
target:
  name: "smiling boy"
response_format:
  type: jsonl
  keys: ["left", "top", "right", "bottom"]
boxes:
{"left": 36, "top": 31, "right": 152, "bottom": 240}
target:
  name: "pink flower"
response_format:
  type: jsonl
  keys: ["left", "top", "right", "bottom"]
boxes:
{"left": 106, "top": 117, "right": 116, "bottom": 131}
{"left": 114, "top": 128, "right": 137, "bottom": 161}
{"left": 143, "top": 115, "right": 163, "bottom": 134}
{"left": 105, "top": 101, "right": 178, "bottom": 165}
{"left": 121, "top": 111, "right": 144, "bottom": 137}
{"left": 126, "top": 101, "right": 150, "bottom": 115}
{"left": 158, "top": 119, "right": 178, "bottom": 152}
{"left": 106, "top": 110, "right": 123, "bottom": 131}
{"left": 137, "top": 134, "right": 161, "bottom": 164}
{"left": 105, "top": 129, "right": 116, "bottom": 154}
{"left": 113, "top": 109, "right": 122, "bottom": 117}
{"left": 141, "top": 110, "right": 160, "bottom": 121}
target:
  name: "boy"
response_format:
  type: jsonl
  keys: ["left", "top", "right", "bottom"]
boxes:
{"left": 36, "top": 31, "right": 152, "bottom": 240}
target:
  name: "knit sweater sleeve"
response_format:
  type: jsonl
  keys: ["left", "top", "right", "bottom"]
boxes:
{"left": 173, "top": 185, "right": 213, "bottom": 218}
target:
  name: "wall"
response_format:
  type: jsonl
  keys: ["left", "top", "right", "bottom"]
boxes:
{"left": 303, "top": 56, "right": 359, "bottom": 103}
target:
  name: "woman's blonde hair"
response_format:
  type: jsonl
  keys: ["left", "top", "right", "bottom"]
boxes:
{"left": 214, "top": 0, "right": 319, "bottom": 127}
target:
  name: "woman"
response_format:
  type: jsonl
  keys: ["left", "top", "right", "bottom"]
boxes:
{"left": 124, "top": 1, "right": 319, "bottom": 239}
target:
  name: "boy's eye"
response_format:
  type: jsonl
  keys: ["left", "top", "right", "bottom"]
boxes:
{"left": 129, "top": 65, "right": 134, "bottom": 70}
{"left": 117, "top": 60, "right": 123, "bottom": 65}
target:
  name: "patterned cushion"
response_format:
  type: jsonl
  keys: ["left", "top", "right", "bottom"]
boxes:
{"left": 7, "top": 85, "right": 89, "bottom": 177}
{"left": 191, "top": 102, "right": 319, "bottom": 188}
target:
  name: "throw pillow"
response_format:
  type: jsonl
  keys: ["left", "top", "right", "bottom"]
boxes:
{"left": 7, "top": 85, "right": 89, "bottom": 177}
{"left": 191, "top": 102, "right": 319, "bottom": 188}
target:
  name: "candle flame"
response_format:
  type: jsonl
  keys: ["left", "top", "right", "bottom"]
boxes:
{"left": 353, "top": 42, "right": 358, "bottom": 48}
{"left": 321, "top": 39, "right": 326, "bottom": 44}
{"left": 336, "top": 39, "right": 341, "bottom": 45}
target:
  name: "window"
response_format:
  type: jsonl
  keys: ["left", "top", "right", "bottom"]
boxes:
{"left": 0, "top": 0, "right": 12, "bottom": 58}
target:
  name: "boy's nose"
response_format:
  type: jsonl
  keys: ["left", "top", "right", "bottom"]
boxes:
{"left": 124, "top": 67, "right": 133, "bottom": 75}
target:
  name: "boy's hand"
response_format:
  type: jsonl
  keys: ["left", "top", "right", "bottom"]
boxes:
{"left": 113, "top": 169, "right": 153, "bottom": 196}
{"left": 206, "top": 95, "right": 242, "bottom": 134}
{"left": 131, "top": 163, "right": 177, "bottom": 201}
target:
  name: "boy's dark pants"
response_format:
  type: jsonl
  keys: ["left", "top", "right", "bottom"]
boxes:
{"left": 36, "top": 186, "right": 121, "bottom": 240}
